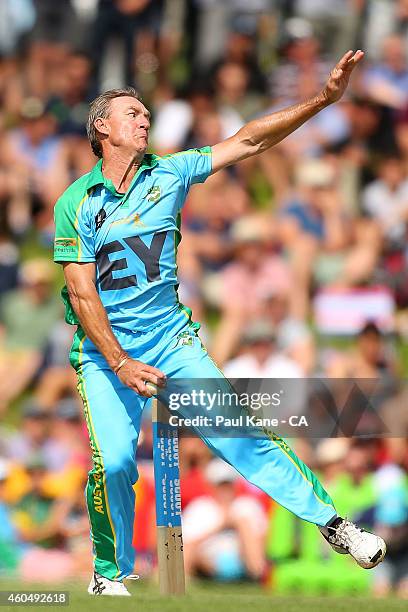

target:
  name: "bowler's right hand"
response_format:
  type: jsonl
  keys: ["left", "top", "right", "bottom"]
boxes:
{"left": 116, "top": 358, "right": 166, "bottom": 397}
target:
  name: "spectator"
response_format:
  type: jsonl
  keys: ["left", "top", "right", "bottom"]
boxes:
{"left": 5, "top": 402, "right": 53, "bottom": 467}
{"left": 326, "top": 321, "right": 398, "bottom": 381}
{"left": 280, "top": 158, "right": 379, "bottom": 318}
{"left": 0, "top": 0, "right": 35, "bottom": 57}
{"left": 12, "top": 454, "right": 63, "bottom": 549}
{"left": 183, "top": 458, "right": 267, "bottom": 581}
{"left": 270, "top": 18, "right": 332, "bottom": 104}
{"left": 210, "top": 214, "right": 291, "bottom": 364}
{"left": 0, "top": 258, "right": 61, "bottom": 411}
{"left": 11, "top": 453, "right": 75, "bottom": 582}
{"left": 362, "top": 153, "right": 408, "bottom": 245}
{"left": 0, "top": 98, "right": 70, "bottom": 224}
{"left": 223, "top": 319, "right": 304, "bottom": 379}
{"left": 293, "top": 0, "right": 362, "bottom": 58}
{"left": 260, "top": 291, "right": 316, "bottom": 374}
{"left": 0, "top": 459, "right": 23, "bottom": 575}
{"left": 212, "top": 61, "right": 265, "bottom": 121}
{"left": 180, "top": 170, "right": 249, "bottom": 319}
{"left": 26, "top": 0, "right": 80, "bottom": 99}
{"left": 89, "top": 0, "right": 163, "bottom": 90}
{"left": 364, "top": 34, "right": 408, "bottom": 109}
{"left": 372, "top": 464, "right": 408, "bottom": 598}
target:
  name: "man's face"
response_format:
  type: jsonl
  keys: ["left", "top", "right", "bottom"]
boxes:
{"left": 96, "top": 96, "right": 151, "bottom": 157}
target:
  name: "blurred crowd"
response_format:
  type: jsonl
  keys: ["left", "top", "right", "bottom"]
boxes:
{"left": 0, "top": 0, "right": 407, "bottom": 599}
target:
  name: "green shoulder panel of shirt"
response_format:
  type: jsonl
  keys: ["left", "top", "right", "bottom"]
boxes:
{"left": 53, "top": 171, "right": 94, "bottom": 262}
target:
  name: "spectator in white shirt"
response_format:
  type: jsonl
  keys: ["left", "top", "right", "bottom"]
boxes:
{"left": 362, "top": 154, "right": 408, "bottom": 245}
{"left": 223, "top": 319, "right": 304, "bottom": 379}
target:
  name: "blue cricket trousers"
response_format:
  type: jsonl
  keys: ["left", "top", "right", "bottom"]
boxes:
{"left": 71, "top": 308, "right": 336, "bottom": 580}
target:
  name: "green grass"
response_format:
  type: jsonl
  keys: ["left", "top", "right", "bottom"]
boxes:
{"left": 0, "top": 578, "right": 406, "bottom": 612}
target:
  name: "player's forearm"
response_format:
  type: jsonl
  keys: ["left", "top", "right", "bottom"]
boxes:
{"left": 68, "top": 283, "right": 127, "bottom": 371}
{"left": 238, "top": 93, "right": 329, "bottom": 157}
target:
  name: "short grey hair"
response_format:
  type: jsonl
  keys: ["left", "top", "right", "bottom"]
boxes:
{"left": 86, "top": 87, "right": 141, "bottom": 158}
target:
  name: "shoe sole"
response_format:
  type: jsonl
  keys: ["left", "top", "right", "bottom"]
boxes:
{"left": 357, "top": 541, "right": 387, "bottom": 569}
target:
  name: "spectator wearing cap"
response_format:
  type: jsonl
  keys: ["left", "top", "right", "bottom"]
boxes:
{"left": 293, "top": 0, "right": 362, "bottom": 58}
{"left": 43, "top": 398, "right": 90, "bottom": 499}
{"left": 269, "top": 17, "right": 332, "bottom": 104}
{"left": 5, "top": 398, "right": 88, "bottom": 502}
{"left": 11, "top": 451, "right": 76, "bottom": 582}
{"left": 0, "top": 97, "right": 70, "bottom": 226}
{"left": 222, "top": 319, "right": 306, "bottom": 426}
{"left": 280, "top": 159, "right": 379, "bottom": 319}
{"left": 4, "top": 401, "right": 63, "bottom": 503}
{"left": 0, "top": 258, "right": 61, "bottom": 412}
{"left": 315, "top": 438, "right": 350, "bottom": 484}
{"left": 325, "top": 322, "right": 399, "bottom": 438}
{"left": 11, "top": 452, "right": 62, "bottom": 549}
{"left": 182, "top": 458, "right": 267, "bottom": 581}
{"left": 223, "top": 318, "right": 304, "bottom": 379}
{"left": 6, "top": 402, "right": 52, "bottom": 466}
{"left": 260, "top": 290, "right": 316, "bottom": 374}
{"left": 210, "top": 214, "right": 292, "bottom": 365}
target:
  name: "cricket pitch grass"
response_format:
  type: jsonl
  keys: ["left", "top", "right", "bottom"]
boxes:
{"left": 0, "top": 579, "right": 407, "bottom": 612}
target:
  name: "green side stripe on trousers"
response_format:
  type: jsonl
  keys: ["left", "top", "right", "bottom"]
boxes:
{"left": 266, "top": 431, "right": 335, "bottom": 509}
{"left": 69, "top": 325, "right": 85, "bottom": 370}
{"left": 73, "top": 329, "right": 120, "bottom": 580}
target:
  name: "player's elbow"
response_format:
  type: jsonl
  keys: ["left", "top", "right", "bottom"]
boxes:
{"left": 238, "top": 125, "right": 267, "bottom": 157}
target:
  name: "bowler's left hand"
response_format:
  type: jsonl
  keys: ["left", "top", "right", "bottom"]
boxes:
{"left": 322, "top": 50, "right": 365, "bottom": 105}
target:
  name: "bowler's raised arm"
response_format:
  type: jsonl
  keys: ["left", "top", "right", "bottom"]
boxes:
{"left": 211, "top": 50, "right": 364, "bottom": 173}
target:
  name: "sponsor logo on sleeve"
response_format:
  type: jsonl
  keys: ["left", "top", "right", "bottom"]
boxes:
{"left": 54, "top": 237, "right": 78, "bottom": 254}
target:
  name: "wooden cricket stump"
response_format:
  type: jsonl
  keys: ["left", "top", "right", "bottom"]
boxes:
{"left": 152, "top": 398, "right": 185, "bottom": 595}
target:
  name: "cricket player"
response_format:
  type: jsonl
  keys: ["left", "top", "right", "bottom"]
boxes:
{"left": 53, "top": 50, "right": 386, "bottom": 596}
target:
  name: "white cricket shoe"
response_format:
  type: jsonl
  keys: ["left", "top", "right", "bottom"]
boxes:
{"left": 88, "top": 572, "right": 131, "bottom": 596}
{"left": 321, "top": 517, "right": 386, "bottom": 569}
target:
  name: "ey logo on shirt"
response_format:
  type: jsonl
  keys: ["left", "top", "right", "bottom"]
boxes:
{"left": 145, "top": 185, "right": 161, "bottom": 203}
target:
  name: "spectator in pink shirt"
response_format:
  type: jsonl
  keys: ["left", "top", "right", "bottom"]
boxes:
{"left": 211, "top": 214, "right": 292, "bottom": 365}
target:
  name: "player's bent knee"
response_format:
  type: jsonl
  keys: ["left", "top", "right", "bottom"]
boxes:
{"left": 103, "top": 455, "right": 138, "bottom": 483}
